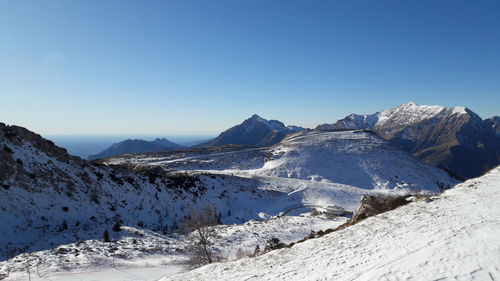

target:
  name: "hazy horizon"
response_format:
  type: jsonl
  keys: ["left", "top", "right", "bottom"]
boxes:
{"left": 1, "top": 1, "right": 499, "bottom": 135}
{"left": 46, "top": 134, "right": 215, "bottom": 159}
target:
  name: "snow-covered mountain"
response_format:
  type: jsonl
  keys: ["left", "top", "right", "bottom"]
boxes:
{"left": 107, "top": 130, "right": 457, "bottom": 195}
{"left": 317, "top": 102, "right": 500, "bottom": 179}
{"left": 162, "top": 165, "right": 500, "bottom": 281}
{"left": 199, "top": 114, "right": 306, "bottom": 147}
{"left": 87, "top": 138, "right": 184, "bottom": 160}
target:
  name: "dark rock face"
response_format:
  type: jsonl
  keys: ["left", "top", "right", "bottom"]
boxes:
{"left": 201, "top": 114, "right": 305, "bottom": 147}
{"left": 317, "top": 103, "right": 500, "bottom": 179}
{"left": 152, "top": 138, "right": 182, "bottom": 148}
{"left": 485, "top": 116, "right": 500, "bottom": 135}
{"left": 350, "top": 194, "right": 412, "bottom": 224}
{"left": 88, "top": 139, "right": 184, "bottom": 160}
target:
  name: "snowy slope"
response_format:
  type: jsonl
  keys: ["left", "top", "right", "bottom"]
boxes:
{"left": 2, "top": 124, "right": 354, "bottom": 279}
{"left": 107, "top": 130, "right": 456, "bottom": 193}
{"left": 162, "top": 166, "right": 500, "bottom": 281}
{"left": 0, "top": 124, "right": 310, "bottom": 261}
{"left": 249, "top": 130, "right": 455, "bottom": 191}
{"left": 0, "top": 123, "right": 460, "bottom": 280}
{"left": 0, "top": 215, "right": 348, "bottom": 281}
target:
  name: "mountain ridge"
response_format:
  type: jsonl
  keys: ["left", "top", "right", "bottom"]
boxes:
{"left": 87, "top": 138, "right": 185, "bottom": 160}
{"left": 316, "top": 102, "right": 500, "bottom": 179}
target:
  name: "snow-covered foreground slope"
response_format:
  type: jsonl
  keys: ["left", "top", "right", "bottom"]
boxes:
{"left": 162, "top": 166, "right": 500, "bottom": 281}
{"left": 1, "top": 215, "right": 347, "bottom": 281}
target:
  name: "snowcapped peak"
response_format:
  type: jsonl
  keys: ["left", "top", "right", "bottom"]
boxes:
{"left": 393, "top": 102, "right": 443, "bottom": 113}
{"left": 451, "top": 106, "right": 467, "bottom": 115}
{"left": 391, "top": 103, "right": 469, "bottom": 118}
{"left": 379, "top": 102, "right": 445, "bottom": 122}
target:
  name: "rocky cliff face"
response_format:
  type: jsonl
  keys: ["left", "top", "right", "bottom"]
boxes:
{"left": 485, "top": 116, "right": 500, "bottom": 135}
{"left": 316, "top": 103, "right": 500, "bottom": 179}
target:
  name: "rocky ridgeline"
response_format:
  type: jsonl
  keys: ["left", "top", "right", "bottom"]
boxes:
{"left": 0, "top": 123, "right": 211, "bottom": 260}
{"left": 316, "top": 103, "right": 500, "bottom": 179}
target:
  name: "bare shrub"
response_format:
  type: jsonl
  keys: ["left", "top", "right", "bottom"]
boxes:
{"left": 349, "top": 194, "right": 412, "bottom": 225}
{"left": 234, "top": 247, "right": 252, "bottom": 260}
{"left": 180, "top": 205, "right": 220, "bottom": 267}
{"left": 310, "top": 209, "right": 320, "bottom": 216}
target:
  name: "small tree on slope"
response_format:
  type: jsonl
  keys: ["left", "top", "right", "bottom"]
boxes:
{"left": 180, "top": 205, "right": 220, "bottom": 267}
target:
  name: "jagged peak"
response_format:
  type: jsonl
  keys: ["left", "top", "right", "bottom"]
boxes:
{"left": 450, "top": 106, "right": 468, "bottom": 115}
{"left": 249, "top": 114, "right": 265, "bottom": 121}
{"left": 394, "top": 102, "right": 471, "bottom": 117}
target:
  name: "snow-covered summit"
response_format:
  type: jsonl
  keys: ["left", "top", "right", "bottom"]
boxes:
{"left": 322, "top": 102, "right": 469, "bottom": 134}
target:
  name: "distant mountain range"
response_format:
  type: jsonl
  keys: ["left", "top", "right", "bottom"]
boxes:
{"left": 87, "top": 115, "right": 304, "bottom": 160}
{"left": 87, "top": 106, "right": 499, "bottom": 180}
{"left": 317, "top": 102, "right": 500, "bottom": 179}
{"left": 199, "top": 114, "right": 306, "bottom": 147}
{"left": 88, "top": 138, "right": 184, "bottom": 160}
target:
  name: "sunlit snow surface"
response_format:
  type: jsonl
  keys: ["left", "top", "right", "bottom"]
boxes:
{"left": 1, "top": 130, "right": 460, "bottom": 280}
{"left": 162, "top": 167, "right": 500, "bottom": 281}
{"left": 108, "top": 130, "right": 456, "bottom": 193}
{"left": 1, "top": 216, "right": 347, "bottom": 281}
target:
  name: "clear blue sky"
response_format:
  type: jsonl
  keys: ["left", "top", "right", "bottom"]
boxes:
{"left": 1, "top": 0, "right": 499, "bottom": 135}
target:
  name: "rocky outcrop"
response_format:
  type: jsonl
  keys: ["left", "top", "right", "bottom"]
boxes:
{"left": 485, "top": 116, "right": 500, "bottom": 135}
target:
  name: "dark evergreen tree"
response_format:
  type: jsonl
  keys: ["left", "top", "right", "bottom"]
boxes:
{"left": 264, "top": 237, "right": 285, "bottom": 251}
{"left": 112, "top": 221, "right": 122, "bottom": 232}
{"left": 102, "top": 230, "right": 110, "bottom": 242}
